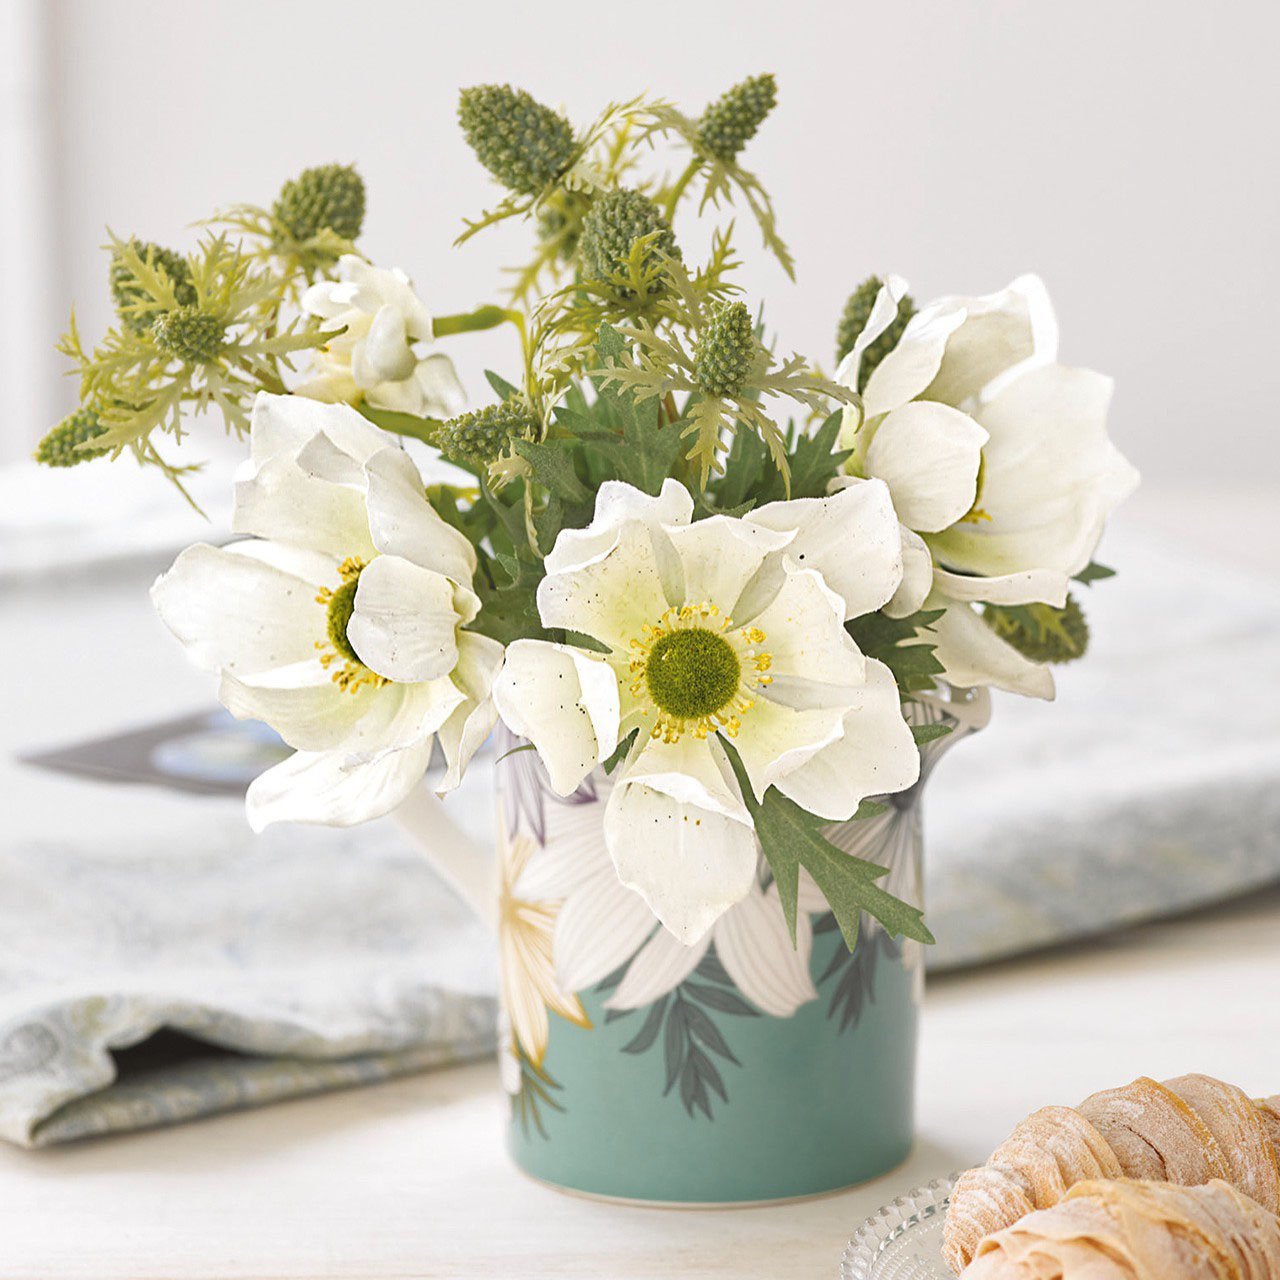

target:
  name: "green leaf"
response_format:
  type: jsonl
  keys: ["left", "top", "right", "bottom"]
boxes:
{"left": 601, "top": 728, "right": 638, "bottom": 775}
{"left": 1074, "top": 561, "right": 1116, "bottom": 585}
{"left": 582, "top": 324, "right": 684, "bottom": 495}
{"left": 847, "top": 607, "right": 945, "bottom": 694}
{"left": 910, "top": 722, "right": 953, "bottom": 745}
{"left": 484, "top": 368, "right": 522, "bottom": 402}
{"left": 358, "top": 404, "right": 445, "bottom": 449}
{"left": 721, "top": 740, "right": 934, "bottom": 953}
{"left": 782, "top": 408, "right": 852, "bottom": 499}
{"left": 511, "top": 438, "right": 591, "bottom": 505}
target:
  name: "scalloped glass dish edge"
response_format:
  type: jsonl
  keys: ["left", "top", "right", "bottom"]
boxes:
{"left": 841, "top": 1173, "right": 960, "bottom": 1280}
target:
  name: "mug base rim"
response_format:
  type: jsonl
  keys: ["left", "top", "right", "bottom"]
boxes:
{"left": 511, "top": 1144, "right": 914, "bottom": 1210}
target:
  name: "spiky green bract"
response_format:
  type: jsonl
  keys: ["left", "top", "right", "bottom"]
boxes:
{"left": 458, "top": 85, "right": 575, "bottom": 196}
{"left": 835, "top": 276, "right": 916, "bottom": 391}
{"left": 694, "top": 300, "right": 756, "bottom": 397}
{"left": 437, "top": 400, "right": 538, "bottom": 468}
{"left": 695, "top": 74, "right": 777, "bottom": 164}
{"left": 578, "top": 189, "right": 680, "bottom": 291}
{"left": 109, "top": 240, "right": 195, "bottom": 335}
{"left": 34, "top": 407, "right": 109, "bottom": 468}
{"left": 984, "top": 595, "right": 1090, "bottom": 664}
{"left": 272, "top": 163, "right": 365, "bottom": 243}
{"left": 151, "top": 307, "right": 227, "bottom": 364}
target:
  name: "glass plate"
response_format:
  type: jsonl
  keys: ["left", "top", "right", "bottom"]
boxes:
{"left": 841, "top": 1174, "right": 959, "bottom": 1280}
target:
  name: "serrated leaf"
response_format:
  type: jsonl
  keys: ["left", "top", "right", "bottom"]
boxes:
{"left": 583, "top": 323, "right": 684, "bottom": 495}
{"left": 511, "top": 439, "right": 591, "bottom": 505}
{"left": 783, "top": 408, "right": 853, "bottom": 499}
{"left": 722, "top": 739, "right": 934, "bottom": 953}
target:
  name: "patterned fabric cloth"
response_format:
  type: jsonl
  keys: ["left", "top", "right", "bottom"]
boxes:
{"left": 0, "top": 827, "right": 497, "bottom": 1148}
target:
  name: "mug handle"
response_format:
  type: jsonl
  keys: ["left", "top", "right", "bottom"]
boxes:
{"left": 394, "top": 783, "right": 498, "bottom": 932}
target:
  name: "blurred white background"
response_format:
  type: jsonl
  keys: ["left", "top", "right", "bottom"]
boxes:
{"left": 1, "top": 0, "right": 1276, "bottom": 487}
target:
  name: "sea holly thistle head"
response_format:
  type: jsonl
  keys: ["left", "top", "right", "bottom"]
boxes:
{"left": 578, "top": 190, "right": 680, "bottom": 297}
{"left": 647, "top": 74, "right": 794, "bottom": 279}
{"left": 695, "top": 73, "right": 777, "bottom": 164}
{"left": 693, "top": 300, "right": 756, "bottom": 397}
{"left": 458, "top": 84, "right": 576, "bottom": 196}
{"left": 273, "top": 163, "right": 366, "bottom": 243}
{"left": 437, "top": 399, "right": 539, "bottom": 470}
{"left": 214, "top": 163, "right": 365, "bottom": 284}
{"left": 34, "top": 407, "right": 109, "bottom": 468}
{"left": 109, "top": 240, "right": 197, "bottom": 335}
{"left": 55, "top": 232, "right": 326, "bottom": 498}
{"left": 151, "top": 306, "right": 227, "bottom": 364}
{"left": 835, "top": 276, "right": 916, "bottom": 391}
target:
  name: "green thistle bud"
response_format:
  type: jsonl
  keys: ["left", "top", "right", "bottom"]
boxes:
{"left": 984, "top": 595, "right": 1090, "bottom": 665}
{"left": 151, "top": 306, "right": 226, "bottom": 364}
{"left": 695, "top": 74, "right": 778, "bottom": 164}
{"left": 437, "top": 400, "right": 537, "bottom": 468}
{"left": 836, "top": 276, "right": 916, "bottom": 391}
{"left": 578, "top": 189, "right": 679, "bottom": 292}
{"left": 694, "top": 301, "right": 756, "bottom": 398}
{"left": 34, "top": 407, "right": 110, "bottom": 468}
{"left": 273, "top": 163, "right": 366, "bottom": 242}
{"left": 109, "top": 240, "right": 196, "bottom": 335}
{"left": 458, "top": 85, "right": 575, "bottom": 196}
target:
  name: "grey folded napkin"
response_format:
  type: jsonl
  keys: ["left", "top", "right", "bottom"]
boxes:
{"left": 0, "top": 812, "right": 498, "bottom": 1148}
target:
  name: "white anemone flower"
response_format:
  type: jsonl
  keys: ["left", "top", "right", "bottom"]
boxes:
{"left": 297, "top": 255, "right": 466, "bottom": 418}
{"left": 838, "top": 274, "right": 1140, "bottom": 699}
{"left": 152, "top": 392, "right": 502, "bottom": 829}
{"left": 509, "top": 766, "right": 819, "bottom": 1018}
{"left": 493, "top": 478, "right": 920, "bottom": 945}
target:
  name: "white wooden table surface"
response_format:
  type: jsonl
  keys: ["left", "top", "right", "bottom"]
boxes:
{"left": 2, "top": 483, "right": 1278, "bottom": 1278}
{"left": 0, "top": 886, "right": 1276, "bottom": 1280}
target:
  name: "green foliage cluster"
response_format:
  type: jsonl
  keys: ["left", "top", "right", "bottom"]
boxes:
{"left": 985, "top": 594, "right": 1090, "bottom": 664}
{"left": 46, "top": 162, "right": 369, "bottom": 502}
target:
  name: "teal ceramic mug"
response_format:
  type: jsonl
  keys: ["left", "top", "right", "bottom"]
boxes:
{"left": 399, "top": 689, "right": 987, "bottom": 1205}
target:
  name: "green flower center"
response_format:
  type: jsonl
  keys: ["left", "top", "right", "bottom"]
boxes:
{"left": 314, "top": 557, "right": 388, "bottom": 694}
{"left": 644, "top": 627, "right": 742, "bottom": 720}
{"left": 325, "top": 576, "right": 361, "bottom": 663}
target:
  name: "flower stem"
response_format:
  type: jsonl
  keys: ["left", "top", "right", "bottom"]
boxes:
{"left": 432, "top": 304, "right": 534, "bottom": 406}
{"left": 663, "top": 158, "right": 702, "bottom": 223}
{"left": 359, "top": 404, "right": 445, "bottom": 446}
{"left": 432, "top": 304, "right": 523, "bottom": 338}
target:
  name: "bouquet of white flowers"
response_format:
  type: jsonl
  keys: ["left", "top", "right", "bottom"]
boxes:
{"left": 40, "top": 73, "right": 1137, "bottom": 960}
